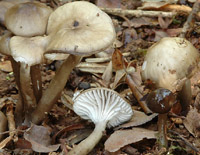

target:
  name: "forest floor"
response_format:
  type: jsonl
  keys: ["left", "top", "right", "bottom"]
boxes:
{"left": 1, "top": 0, "right": 200, "bottom": 154}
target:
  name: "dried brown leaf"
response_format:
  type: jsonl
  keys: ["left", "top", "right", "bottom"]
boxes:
{"left": 24, "top": 124, "right": 60, "bottom": 153}
{"left": 112, "top": 49, "right": 124, "bottom": 71}
{"left": 118, "top": 110, "right": 158, "bottom": 129}
{"left": 183, "top": 107, "right": 200, "bottom": 137}
{"left": 105, "top": 128, "right": 157, "bottom": 152}
{"left": 102, "top": 61, "right": 113, "bottom": 86}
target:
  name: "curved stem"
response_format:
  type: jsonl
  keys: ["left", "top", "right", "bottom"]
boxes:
{"left": 158, "top": 113, "right": 168, "bottom": 149}
{"left": 31, "top": 64, "right": 42, "bottom": 103}
{"left": 31, "top": 55, "right": 82, "bottom": 124}
{"left": 9, "top": 57, "right": 24, "bottom": 125}
{"left": 68, "top": 121, "right": 106, "bottom": 155}
{"left": 178, "top": 79, "right": 191, "bottom": 113}
{"left": 20, "top": 63, "right": 37, "bottom": 115}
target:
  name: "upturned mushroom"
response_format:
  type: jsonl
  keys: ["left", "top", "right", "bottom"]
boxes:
{"left": 31, "top": 1, "right": 116, "bottom": 124}
{"left": 141, "top": 37, "right": 200, "bottom": 111}
{"left": 69, "top": 88, "right": 133, "bottom": 155}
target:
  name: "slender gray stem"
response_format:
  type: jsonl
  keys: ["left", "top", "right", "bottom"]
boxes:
{"left": 158, "top": 113, "right": 168, "bottom": 149}
{"left": 31, "top": 55, "right": 82, "bottom": 124}
{"left": 68, "top": 121, "right": 106, "bottom": 155}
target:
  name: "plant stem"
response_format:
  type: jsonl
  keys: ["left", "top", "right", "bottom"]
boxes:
{"left": 31, "top": 55, "right": 81, "bottom": 124}
{"left": 158, "top": 113, "right": 168, "bottom": 149}
{"left": 68, "top": 121, "right": 106, "bottom": 155}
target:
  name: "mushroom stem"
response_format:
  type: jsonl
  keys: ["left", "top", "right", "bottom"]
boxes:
{"left": 20, "top": 63, "right": 37, "bottom": 115}
{"left": 158, "top": 113, "right": 168, "bottom": 149}
{"left": 178, "top": 78, "right": 191, "bottom": 113}
{"left": 68, "top": 121, "right": 106, "bottom": 155}
{"left": 30, "top": 64, "right": 42, "bottom": 103}
{"left": 9, "top": 57, "right": 24, "bottom": 123}
{"left": 31, "top": 55, "right": 82, "bottom": 124}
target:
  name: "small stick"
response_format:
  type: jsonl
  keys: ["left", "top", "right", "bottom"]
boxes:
{"left": 179, "top": 0, "right": 200, "bottom": 38}
{"left": 169, "top": 129, "right": 200, "bottom": 153}
{"left": 101, "top": 8, "right": 176, "bottom": 18}
{"left": 6, "top": 101, "right": 17, "bottom": 142}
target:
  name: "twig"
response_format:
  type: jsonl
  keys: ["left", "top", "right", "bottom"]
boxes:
{"left": 101, "top": 8, "right": 176, "bottom": 18}
{"left": 179, "top": 0, "right": 200, "bottom": 38}
{"left": 6, "top": 101, "right": 17, "bottom": 142}
{"left": 168, "top": 129, "right": 200, "bottom": 153}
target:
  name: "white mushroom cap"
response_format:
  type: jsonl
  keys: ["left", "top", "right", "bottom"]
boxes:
{"left": 5, "top": 2, "right": 52, "bottom": 37}
{"left": 10, "top": 36, "right": 48, "bottom": 66}
{"left": 141, "top": 37, "right": 200, "bottom": 92}
{"left": 45, "top": 1, "right": 116, "bottom": 56}
{"left": 73, "top": 88, "right": 133, "bottom": 128}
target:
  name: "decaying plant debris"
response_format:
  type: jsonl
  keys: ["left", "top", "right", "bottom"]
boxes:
{"left": 0, "top": 0, "right": 200, "bottom": 154}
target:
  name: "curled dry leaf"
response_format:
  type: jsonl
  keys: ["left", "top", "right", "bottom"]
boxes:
{"left": 183, "top": 107, "right": 200, "bottom": 137}
{"left": 112, "top": 49, "right": 127, "bottom": 71}
{"left": 117, "top": 110, "right": 158, "bottom": 129}
{"left": 96, "top": 0, "right": 121, "bottom": 8}
{"left": 24, "top": 124, "right": 60, "bottom": 153}
{"left": 105, "top": 128, "right": 157, "bottom": 152}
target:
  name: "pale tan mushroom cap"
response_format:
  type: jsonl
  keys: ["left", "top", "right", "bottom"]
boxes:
{"left": 5, "top": 2, "right": 52, "bottom": 37}
{"left": 46, "top": 1, "right": 116, "bottom": 55}
{"left": 10, "top": 36, "right": 48, "bottom": 66}
{"left": 73, "top": 88, "right": 133, "bottom": 128}
{"left": 141, "top": 37, "right": 200, "bottom": 92}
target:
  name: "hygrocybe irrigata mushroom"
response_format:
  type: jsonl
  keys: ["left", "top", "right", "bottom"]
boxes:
{"left": 70, "top": 88, "right": 133, "bottom": 155}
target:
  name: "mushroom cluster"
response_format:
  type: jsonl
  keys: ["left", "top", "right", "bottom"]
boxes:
{"left": 70, "top": 88, "right": 133, "bottom": 155}
{"left": 141, "top": 37, "right": 200, "bottom": 149}
{"left": 0, "top": 1, "right": 116, "bottom": 124}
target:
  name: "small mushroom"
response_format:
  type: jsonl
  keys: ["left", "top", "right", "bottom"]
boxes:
{"left": 31, "top": 1, "right": 116, "bottom": 124}
{"left": 5, "top": 1, "right": 52, "bottom": 37}
{"left": 9, "top": 36, "right": 48, "bottom": 119}
{"left": 3, "top": 1, "right": 52, "bottom": 123}
{"left": 141, "top": 37, "right": 200, "bottom": 111}
{"left": 69, "top": 88, "right": 133, "bottom": 155}
{"left": 146, "top": 88, "right": 176, "bottom": 149}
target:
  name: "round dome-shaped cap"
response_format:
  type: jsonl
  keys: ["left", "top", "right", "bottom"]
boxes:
{"left": 10, "top": 36, "right": 48, "bottom": 66}
{"left": 5, "top": 2, "right": 53, "bottom": 37}
{"left": 73, "top": 88, "right": 133, "bottom": 128}
{"left": 45, "top": 1, "right": 116, "bottom": 55}
{"left": 141, "top": 37, "right": 200, "bottom": 92}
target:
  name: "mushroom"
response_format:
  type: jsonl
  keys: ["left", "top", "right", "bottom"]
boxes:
{"left": 3, "top": 1, "right": 52, "bottom": 122}
{"left": 31, "top": 1, "right": 116, "bottom": 124}
{"left": 141, "top": 37, "right": 200, "bottom": 149}
{"left": 9, "top": 36, "right": 49, "bottom": 118}
{"left": 69, "top": 88, "right": 133, "bottom": 155}
{"left": 5, "top": 1, "right": 52, "bottom": 37}
{"left": 0, "top": 0, "right": 33, "bottom": 26}
{"left": 141, "top": 37, "right": 200, "bottom": 111}
{"left": 146, "top": 88, "right": 176, "bottom": 149}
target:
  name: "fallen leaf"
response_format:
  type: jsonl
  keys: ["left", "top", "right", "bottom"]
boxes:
{"left": 158, "top": 16, "right": 172, "bottom": 29}
{"left": 0, "top": 61, "right": 12, "bottom": 72}
{"left": 24, "top": 124, "right": 60, "bottom": 153}
{"left": 105, "top": 128, "right": 157, "bottom": 152}
{"left": 117, "top": 110, "right": 158, "bottom": 129}
{"left": 112, "top": 49, "right": 125, "bottom": 71}
{"left": 102, "top": 61, "right": 113, "bottom": 86}
{"left": 183, "top": 107, "right": 200, "bottom": 137}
